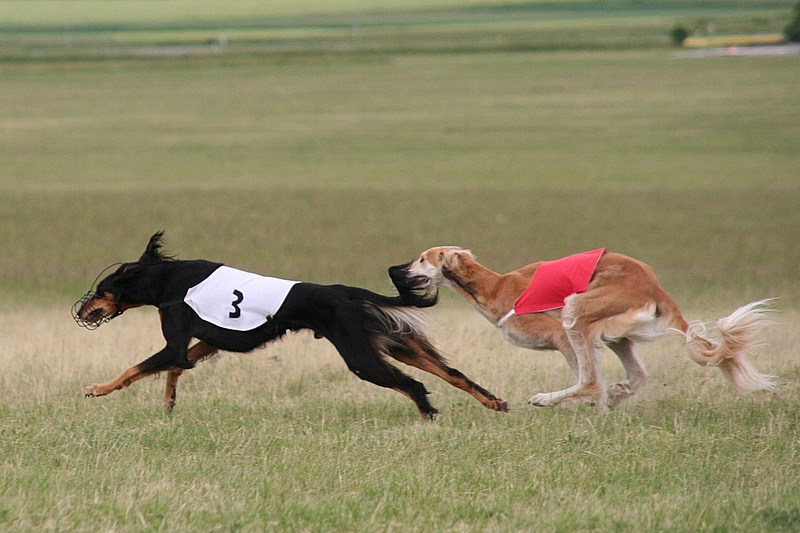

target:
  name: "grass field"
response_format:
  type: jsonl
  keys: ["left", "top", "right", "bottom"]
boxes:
{"left": 1, "top": 308, "right": 799, "bottom": 532}
{"left": 2, "top": 50, "right": 798, "bottom": 304}
{"left": 1, "top": 1, "right": 799, "bottom": 531}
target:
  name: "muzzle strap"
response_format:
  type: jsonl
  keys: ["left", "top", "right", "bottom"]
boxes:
{"left": 71, "top": 262, "right": 125, "bottom": 330}
{"left": 71, "top": 291, "right": 123, "bottom": 329}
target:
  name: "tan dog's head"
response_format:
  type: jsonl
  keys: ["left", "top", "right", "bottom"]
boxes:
{"left": 408, "top": 247, "right": 475, "bottom": 287}
{"left": 388, "top": 246, "right": 476, "bottom": 303}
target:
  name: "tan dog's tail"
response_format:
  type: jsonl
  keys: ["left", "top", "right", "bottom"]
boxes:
{"left": 680, "top": 299, "right": 777, "bottom": 394}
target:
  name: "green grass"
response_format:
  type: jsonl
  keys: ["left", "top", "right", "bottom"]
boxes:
{"left": 1, "top": 309, "right": 799, "bottom": 532}
{"left": 1, "top": 5, "right": 799, "bottom": 530}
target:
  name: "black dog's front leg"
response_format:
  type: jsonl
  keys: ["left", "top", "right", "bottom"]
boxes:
{"left": 85, "top": 344, "right": 189, "bottom": 397}
{"left": 162, "top": 341, "right": 219, "bottom": 412}
{"left": 85, "top": 306, "right": 193, "bottom": 398}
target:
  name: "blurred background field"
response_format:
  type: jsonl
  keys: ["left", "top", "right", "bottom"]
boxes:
{"left": 1, "top": 1, "right": 799, "bottom": 531}
{"left": 1, "top": 48, "right": 797, "bottom": 305}
{"left": 0, "top": 0, "right": 792, "bottom": 59}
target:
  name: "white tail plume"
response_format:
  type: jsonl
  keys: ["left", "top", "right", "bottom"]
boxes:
{"left": 684, "top": 299, "right": 777, "bottom": 394}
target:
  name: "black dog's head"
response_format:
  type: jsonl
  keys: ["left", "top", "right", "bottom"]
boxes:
{"left": 388, "top": 261, "right": 439, "bottom": 308}
{"left": 72, "top": 231, "right": 173, "bottom": 329}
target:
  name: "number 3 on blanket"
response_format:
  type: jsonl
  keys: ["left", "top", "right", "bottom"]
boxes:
{"left": 229, "top": 289, "right": 244, "bottom": 319}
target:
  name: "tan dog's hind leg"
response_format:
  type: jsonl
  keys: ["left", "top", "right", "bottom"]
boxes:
{"left": 606, "top": 338, "right": 648, "bottom": 409}
{"left": 527, "top": 291, "right": 663, "bottom": 409}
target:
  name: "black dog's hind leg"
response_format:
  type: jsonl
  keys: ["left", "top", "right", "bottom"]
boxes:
{"left": 162, "top": 341, "right": 219, "bottom": 413}
{"left": 390, "top": 334, "right": 509, "bottom": 413}
{"left": 325, "top": 315, "right": 439, "bottom": 420}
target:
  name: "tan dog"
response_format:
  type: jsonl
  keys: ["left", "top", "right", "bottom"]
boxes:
{"left": 389, "top": 247, "right": 776, "bottom": 409}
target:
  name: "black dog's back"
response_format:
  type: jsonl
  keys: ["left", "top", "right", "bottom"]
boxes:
{"left": 77, "top": 231, "right": 507, "bottom": 419}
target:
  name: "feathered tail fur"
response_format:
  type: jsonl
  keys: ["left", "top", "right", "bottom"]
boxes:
{"left": 684, "top": 299, "right": 777, "bottom": 394}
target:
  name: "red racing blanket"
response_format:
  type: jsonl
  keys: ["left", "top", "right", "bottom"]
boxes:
{"left": 514, "top": 248, "right": 606, "bottom": 315}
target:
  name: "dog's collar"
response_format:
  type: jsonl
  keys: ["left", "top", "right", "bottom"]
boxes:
{"left": 496, "top": 309, "right": 515, "bottom": 328}
{"left": 158, "top": 299, "right": 185, "bottom": 310}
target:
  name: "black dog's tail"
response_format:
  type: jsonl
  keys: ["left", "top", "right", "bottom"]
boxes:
{"left": 338, "top": 285, "right": 445, "bottom": 364}
{"left": 360, "top": 301, "right": 448, "bottom": 365}
{"left": 348, "top": 286, "right": 510, "bottom": 416}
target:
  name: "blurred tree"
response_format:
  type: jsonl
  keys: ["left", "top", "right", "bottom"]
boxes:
{"left": 786, "top": 0, "right": 800, "bottom": 42}
{"left": 670, "top": 24, "right": 690, "bottom": 46}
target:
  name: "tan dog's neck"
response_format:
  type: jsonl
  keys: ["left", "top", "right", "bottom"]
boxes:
{"left": 435, "top": 248, "right": 506, "bottom": 319}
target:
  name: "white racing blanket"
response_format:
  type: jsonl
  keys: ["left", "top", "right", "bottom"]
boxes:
{"left": 184, "top": 266, "right": 299, "bottom": 331}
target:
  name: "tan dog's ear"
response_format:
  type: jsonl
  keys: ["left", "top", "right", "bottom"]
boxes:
{"left": 439, "top": 249, "right": 458, "bottom": 272}
{"left": 434, "top": 249, "right": 448, "bottom": 268}
{"left": 440, "top": 248, "right": 472, "bottom": 273}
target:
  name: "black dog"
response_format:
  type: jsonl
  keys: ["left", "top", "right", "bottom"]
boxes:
{"left": 73, "top": 232, "right": 508, "bottom": 419}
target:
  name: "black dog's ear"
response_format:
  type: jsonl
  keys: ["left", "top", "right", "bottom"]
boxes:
{"left": 138, "top": 231, "right": 171, "bottom": 263}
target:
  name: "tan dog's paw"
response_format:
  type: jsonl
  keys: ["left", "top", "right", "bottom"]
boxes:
{"left": 527, "top": 393, "right": 557, "bottom": 407}
{"left": 606, "top": 382, "right": 635, "bottom": 409}
{"left": 529, "top": 389, "right": 605, "bottom": 409}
